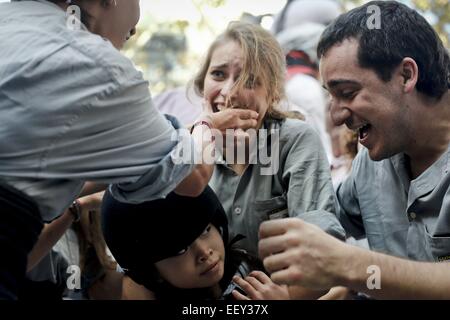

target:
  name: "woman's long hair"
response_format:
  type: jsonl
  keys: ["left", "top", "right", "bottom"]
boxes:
{"left": 192, "top": 22, "right": 304, "bottom": 122}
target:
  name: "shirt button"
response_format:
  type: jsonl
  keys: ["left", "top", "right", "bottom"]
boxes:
{"left": 409, "top": 212, "right": 417, "bottom": 221}
{"left": 234, "top": 207, "right": 242, "bottom": 215}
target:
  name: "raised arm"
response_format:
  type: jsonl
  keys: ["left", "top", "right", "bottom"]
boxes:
{"left": 175, "top": 108, "right": 259, "bottom": 196}
{"left": 27, "top": 191, "right": 104, "bottom": 271}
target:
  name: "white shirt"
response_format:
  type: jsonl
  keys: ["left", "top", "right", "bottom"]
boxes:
{"left": 284, "top": 73, "right": 333, "bottom": 162}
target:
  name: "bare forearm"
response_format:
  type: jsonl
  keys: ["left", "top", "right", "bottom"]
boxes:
{"left": 27, "top": 210, "right": 74, "bottom": 271}
{"left": 175, "top": 117, "right": 215, "bottom": 197}
{"left": 79, "top": 182, "right": 108, "bottom": 197}
{"left": 174, "top": 164, "right": 214, "bottom": 197}
{"left": 343, "top": 245, "right": 450, "bottom": 299}
{"left": 122, "top": 275, "right": 155, "bottom": 300}
{"left": 27, "top": 191, "right": 105, "bottom": 271}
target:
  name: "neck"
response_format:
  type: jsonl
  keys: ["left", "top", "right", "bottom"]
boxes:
{"left": 223, "top": 136, "right": 257, "bottom": 175}
{"left": 405, "top": 91, "right": 450, "bottom": 178}
{"left": 56, "top": 2, "right": 69, "bottom": 11}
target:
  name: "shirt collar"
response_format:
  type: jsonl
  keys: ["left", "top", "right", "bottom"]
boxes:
{"left": 391, "top": 143, "right": 450, "bottom": 204}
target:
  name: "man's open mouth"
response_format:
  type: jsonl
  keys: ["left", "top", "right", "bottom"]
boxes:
{"left": 357, "top": 123, "right": 371, "bottom": 141}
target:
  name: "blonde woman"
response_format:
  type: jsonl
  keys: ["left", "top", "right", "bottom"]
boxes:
{"left": 120, "top": 23, "right": 348, "bottom": 300}
{"left": 193, "top": 22, "right": 345, "bottom": 260}
{"left": 1, "top": 0, "right": 258, "bottom": 299}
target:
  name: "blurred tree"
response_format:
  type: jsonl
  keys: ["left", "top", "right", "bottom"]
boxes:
{"left": 124, "top": 0, "right": 448, "bottom": 95}
{"left": 412, "top": 0, "right": 450, "bottom": 46}
{"left": 123, "top": 0, "right": 229, "bottom": 95}
{"left": 123, "top": 19, "right": 190, "bottom": 94}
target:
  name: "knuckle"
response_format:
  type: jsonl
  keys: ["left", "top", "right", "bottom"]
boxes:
{"left": 290, "top": 268, "right": 303, "bottom": 282}
{"left": 288, "top": 217, "right": 302, "bottom": 228}
{"left": 286, "top": 233, "right": 299, "bottom": 247}
{"left": 241, "top": 281, "right": 251, "bottom": 290}
{"left": 293, "top": 248, "right": 304, "bottom": 261}
{"left": 263, "top": 258, "right": 274, "bottom": 272}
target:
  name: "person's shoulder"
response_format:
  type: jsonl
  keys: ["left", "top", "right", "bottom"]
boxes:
{"left": 350, "top": 147, "right": 380, "bottom": 176}
{"left": 279, "top": 117, "right": 309, "bottom": 131}
{"left": 278, "top": 118, "right": 320, "bottom": 145}
{"left": 3, "top": 1, "right": 143, "bottom": 88}
{"left": 69, "top": 32, "right": 144, "bottom": 86}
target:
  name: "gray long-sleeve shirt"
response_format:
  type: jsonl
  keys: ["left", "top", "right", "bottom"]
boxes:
{"left": 209, "top": 118, "right": 345, "bottom": 257}
{"left": 0, "top": 0, "right": 194, "bottom": 221}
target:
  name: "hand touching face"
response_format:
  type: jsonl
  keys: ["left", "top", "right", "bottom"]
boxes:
{"left": 203, "top": 40, "right": 270, "bottom": 130}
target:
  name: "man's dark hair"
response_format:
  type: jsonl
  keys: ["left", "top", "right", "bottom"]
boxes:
{"left": 317, "top": 0, "right": 450, "bottom": 99}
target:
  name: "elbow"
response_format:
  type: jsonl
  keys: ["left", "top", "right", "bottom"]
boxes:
{"left": 174, "top": 167, "right": 210, "bottom": 197}
{"left": 182, "top": 172, "right": 208, "bottom": 197}
{"left": 174, "top": 182, "right": 206, "bottom": 198}
{"left": 183, "top": 185, "right": 205, "bottom": 197}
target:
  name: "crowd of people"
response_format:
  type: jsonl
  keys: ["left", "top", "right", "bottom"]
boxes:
{"left": 0, "top": 0, "right": 449, "bottom": 301}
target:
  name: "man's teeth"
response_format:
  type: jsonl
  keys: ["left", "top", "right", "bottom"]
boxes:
{"left": 354, "top": 124, "right": 367, "bottom": 132}
{"left": 357, "top": 124, "right": 370, "bottom": 139}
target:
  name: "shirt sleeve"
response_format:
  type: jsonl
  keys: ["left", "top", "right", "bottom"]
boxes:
{"left": 336, "top": 150, "right": 366, "bottom": 239}
{"left": 42, "top": 79, "right": 196, "bottom": 203}
{"left": 281, "top": 121, "right": 346, "bottom": 240}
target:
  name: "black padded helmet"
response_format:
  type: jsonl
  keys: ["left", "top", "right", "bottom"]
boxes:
{"left": 101, "top": 186, "right": 228, "bottom": 277}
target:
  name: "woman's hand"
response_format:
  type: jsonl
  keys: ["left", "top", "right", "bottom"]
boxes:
{"left": 198, "top": 102, "right": 259, "bottom": 160}
{"left": 202, "top": 100, "right": 259, "bottom": 133}
{"left": 232, "top": 271, "right": 290, "bottom": 300}
{"left": 209, "top": 108, "right": 259, "bottom": 134}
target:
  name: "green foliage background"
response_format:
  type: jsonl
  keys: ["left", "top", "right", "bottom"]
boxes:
{"left": 125, "top": 0, "right": 449, "bottom": 95}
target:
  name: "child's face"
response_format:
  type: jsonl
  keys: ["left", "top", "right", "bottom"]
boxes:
{"left": 154, "top": 224, "right": 225, "bottom": 289}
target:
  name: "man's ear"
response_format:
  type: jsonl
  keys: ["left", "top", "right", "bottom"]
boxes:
{"left": 399, "top": 57, "right": 419, "bottom": 94}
